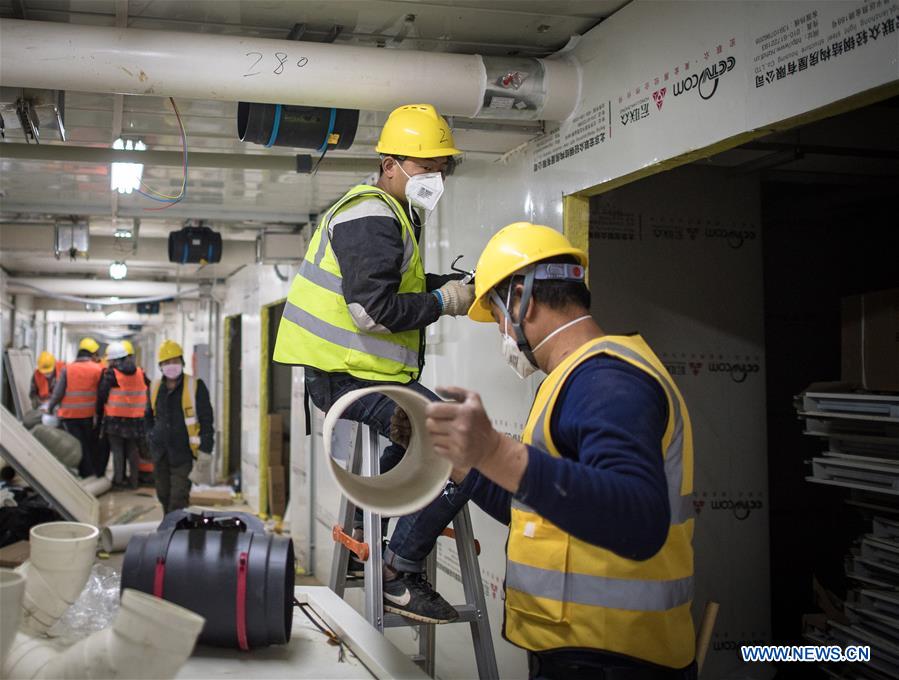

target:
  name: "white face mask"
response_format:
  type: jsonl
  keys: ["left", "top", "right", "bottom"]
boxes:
{"left": 501, "top": 317, "right": 538, "bottom": 379}
{"left": 500, "top": 308, "right": 592, "bottom": 380}
{"left": 161, "top": 364, "right": 183, "bottom": 379}
{"left": 397, "top": 162, "right": 444, "bottom": 214}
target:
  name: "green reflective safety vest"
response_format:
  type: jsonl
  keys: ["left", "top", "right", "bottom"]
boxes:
{"left": 274, "top": 185, "right": 425, "bottom": 383}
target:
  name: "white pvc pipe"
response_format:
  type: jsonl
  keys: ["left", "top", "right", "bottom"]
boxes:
{"left": 7, "top": 279, "right": 183, "bottom": 298}
{"left": 78, "top": 476, "right": 112, "bottom": 498}
{"left": 0, "top": 19, "right": 579, "bottom": 120}
{"left": 5, "top": 589, "right": 205, "bottom": 680}
{"left": 99, "top": 522, "right": 159, "bottom": 553}
{"left": 0, "top": 569, "right": 26, "bottom": 664}
{"left": 17, "top": 522, "right": 98, "bottom": 635}
{"left": 323, "top": 386, "right": 451, "bottom": 516}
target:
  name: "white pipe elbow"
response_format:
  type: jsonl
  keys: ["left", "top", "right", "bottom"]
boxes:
{"left": 18, "top": 523, "right": 98, "bottom": 635}
{"left": 38, "top": 589, "right": 205, "bottom": 680}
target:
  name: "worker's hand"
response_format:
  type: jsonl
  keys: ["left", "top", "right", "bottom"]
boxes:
{"left": 39, "top": 403, "right": 49, "bottom": 413}
{"left": 189, "top": 451, "right": 213, "bottom": 485}
{"left": 436, "top": 281, "right": 475, "bottom": 317}
{"left": 426, "top": 387, "right": 502, "bottom": 471}
{"left": 389, "top": 406, "right": 412, "bottom": 449}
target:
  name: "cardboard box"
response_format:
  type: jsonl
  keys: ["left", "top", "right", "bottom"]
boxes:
{"left": 189, "top": 489, "right": 234, "bottom": 506}
{"left": 268, "top": 464, "right": 287, "bottom": 517}
{"left": 267, "top": 413, "right": 284, "bottom": 468}
{"left": 842, "top": 288, "right": 899, "bottom": 392}
{"left": 0, "top": 540, "right": 30, "bottom": 567}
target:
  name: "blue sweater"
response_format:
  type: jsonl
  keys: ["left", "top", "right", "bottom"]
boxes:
{"left": 466, "top": 353, "right": 672, "bottom": 561}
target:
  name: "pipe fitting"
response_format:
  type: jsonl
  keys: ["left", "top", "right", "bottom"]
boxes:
{"left": 323, "top": 386, "right": 452, "bottom": 516}
{"left": 18, "top": 522, "right": 98, "bottom": 635}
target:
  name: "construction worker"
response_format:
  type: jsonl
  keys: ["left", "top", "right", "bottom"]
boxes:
{"left": 422, "top": 223, "right": 696, "bottom": 679}
{"left": 30, "top": 351, "right": 64, "bottom": 409}
{"left": 96, "top": 341, "right": 149, "bottom": 489}
{"left": 274, "top": 103, "right": 475, "bottom": 623}
{"left": 147, "top": 340, "right": 214, "bottom": 514}
{"left": 45, "top": 337, "right": 104, "bottom": 478}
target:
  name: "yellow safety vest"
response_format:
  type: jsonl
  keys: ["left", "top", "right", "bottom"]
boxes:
{"left": 505, "top": 335, "right": 695, "bottom": 669}
{"left": 150, "top": 375, "right": 202, "bottom": 455}
{"left": 273, "top": 184, "right": 425, "bottom": 383}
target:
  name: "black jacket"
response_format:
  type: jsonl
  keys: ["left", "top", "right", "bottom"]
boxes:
{"left": 328, "top": 194, "right": 463, "bottom": 334}
{"left": 96, "top": 357, "right": 149, "bottom": 438}
{"left": 147, "top": 375, "right": 214, "bottom": 466}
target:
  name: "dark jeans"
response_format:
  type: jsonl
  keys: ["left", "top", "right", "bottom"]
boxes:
{"left": 528, "top": 651, "right": 698, "bottom": 680}
{"left": 108, "top": 434, "right": 141, "bottom": 487}
{"left": 154, "top": 453, "right": 192, "bottom": 515}
{"left": 62, "top": 418, "right": 98, "bottom": 478}
{"left": 305, "top": 368, "right": 476, "bottom": 573}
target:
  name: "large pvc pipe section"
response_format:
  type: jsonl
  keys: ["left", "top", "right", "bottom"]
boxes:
{"left": 4, "top": 589, "right": 204, "bottom": 680}
{"left": 99, "top": 521, "right": 159, "bottom": 553}
{"left": 18, "top": 522, "right": 98, "bottom": 635}
{"left": 78, "top": 476, "right": 112, "bottom": 498}
{"left": 323, "top": 386, "right": 451, "bottom": 517}
{"left": 0, "top": 569, "right": 26, "bottom": 663}
{"left": 0, "top": 19, "right": 579, "bottom": 121}
{"left": 121, "top": 511, "right": 294, "bottom": 649}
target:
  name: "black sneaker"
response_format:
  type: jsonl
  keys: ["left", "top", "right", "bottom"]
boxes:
{"left": 383, "top": 572, "right": 459, "bottom": 624}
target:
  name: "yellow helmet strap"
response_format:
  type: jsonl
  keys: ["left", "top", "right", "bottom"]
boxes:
{"left": 490, "top": 267, "right": 538, "bottom": 367}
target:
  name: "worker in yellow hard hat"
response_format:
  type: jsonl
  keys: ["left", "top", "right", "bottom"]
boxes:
{"left": 30, "top": 351, "right": 64, "bottom": 409}
{"left": 146, "top": 339, "right": 214, "bottom": 513}
{"left": 45, "top": 337, "right": 104, "bottom": 478}
{"left": 419, "top": 223, "right": 697, "bottom": 677}
{"left": 273, "top": 104, "right": 474, "bottom": 623}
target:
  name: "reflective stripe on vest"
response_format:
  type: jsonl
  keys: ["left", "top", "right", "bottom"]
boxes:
{"left": 151, "top": 375, "right": 202, "bottom": 455}
{"left": 272, "top": 185, "right": 424, "bottom": 383}
{"left": 504, "top": 335, "right": 695, "bottom": 669}
{"left": 58, "top": 361, "right": 103, "bottom": 419}
{"left": 105, "top": 368, "right": 148, "bottom": 418}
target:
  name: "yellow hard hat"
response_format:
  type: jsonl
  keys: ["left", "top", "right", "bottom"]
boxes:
{"left": 375, "top": 104, "right": 461, "bottom": 158}
{"left": 79, "top": 337, "right": 100, "bottom": 354}
{"left": 157, "top": 339, "right": 183, "bottom": 363}
{"left": 37, "top": 351, "right": 56, "bottom": 375}
{"left": 468, "top": 222, "right": 588, "bottom": 323}
{"left": 122, "top": 339, "right": 135, "bottom": 356}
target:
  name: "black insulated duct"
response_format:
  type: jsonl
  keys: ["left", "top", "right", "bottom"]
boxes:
{"left": 121, "top": 511, "right": 295, "bottom": 649}
{"left": 238, "top": 102, "right": 359, "bottom": 150}
{"left": 168, "top": 225, "right": 223, "bottom": 264}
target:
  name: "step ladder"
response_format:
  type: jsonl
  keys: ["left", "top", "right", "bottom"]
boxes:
{"left": 329, "top": 423, "right": 499, "bottom": 679}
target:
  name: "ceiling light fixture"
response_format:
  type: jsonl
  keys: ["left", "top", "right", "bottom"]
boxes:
{"left": 110, "top": 138, "right": 146, "bottom": 194}
{"left": 109, "top": 261, "right": 128, "bottom": 280}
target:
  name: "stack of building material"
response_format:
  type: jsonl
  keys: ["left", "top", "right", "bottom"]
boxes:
{"left": 799, "top": 391, "right": 899, "bottom": 494}
{"left": 799, "top": 390, "right": 899, "bottom": 679}
{"left": 267, "top": 413, "right": 287, "bottom": 518}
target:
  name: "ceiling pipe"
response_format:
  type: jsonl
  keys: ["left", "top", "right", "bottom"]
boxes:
{"left": 8, "top": 281, "right": 200, "bottom": 307}
{"left": 6, "top": 278, "right": 184, "bottom": 297}
{"left": 0, "top": 18, "right": 580, "bottom": 121}
{"left": 0, "top": 143, "right": 374, "bottom": 173}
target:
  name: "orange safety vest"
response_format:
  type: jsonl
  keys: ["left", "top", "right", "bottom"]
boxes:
{"left": 33, "top": 361, "right": 64, "bottom": 400}
{"left": 104, "top": 368, "right": 148, "bottom": 419}
{"left": 58, "top": 361, "right": 103, "bottom": 419}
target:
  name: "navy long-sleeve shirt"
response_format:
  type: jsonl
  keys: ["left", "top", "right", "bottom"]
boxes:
{"left": 466, "top": 353, "right": 672, "bottom": 561}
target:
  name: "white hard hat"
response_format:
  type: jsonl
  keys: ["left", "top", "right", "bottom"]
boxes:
{"left": 41, "top": 413, "right": 59, "bottom": 428}
{"left": 106, "top": 341, "right": 128, "bottom": 361}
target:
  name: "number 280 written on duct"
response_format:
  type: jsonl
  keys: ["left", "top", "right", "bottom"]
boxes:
{"left": 244, "top": 52, "right": 310, "bottom": 77}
